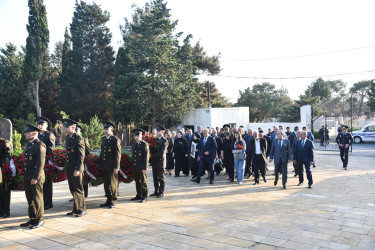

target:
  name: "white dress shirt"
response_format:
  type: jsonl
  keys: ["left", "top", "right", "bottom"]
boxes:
{"left": 255, "top": 139, "right": 261, "bottom": 154}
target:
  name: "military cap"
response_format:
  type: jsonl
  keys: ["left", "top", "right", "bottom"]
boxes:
{"left": 63, "top": 118, "right": 79, "bottom": 127}
{"left": 294, "top": 126, "right": 299, "bottom": 131}
{"left": 239, "top": 125, "right": 244, "bottom": 128}
{"left": 342, "top": 125, "right": 349, "bottom": 129}
{"left": 258, "top": 129, "right": 264, "bottom": 133}
{"left": 194, "top": 132, "right": 201, "bottom": 139}
{"left": 103, "top": 121, "right": 115, "bottom": 129}
{"left": 24, "top": 123, "right": 41, "bottom": 132}
{"left": 37, "top": 116, "right": 51, "bottom": 125}
{"left": 76, "top": 124, "right": 83, "bottom": 132}
{"left": 156, "top": 124, "right": 166, "bottom": 131}
{"left": 132, "top": 128, "right": 145, "bottom": 136}
{"left": 223, "top": 124, "right": 230, "bottom": 129}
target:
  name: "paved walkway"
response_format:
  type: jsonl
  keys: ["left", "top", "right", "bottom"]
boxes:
{"left": 1, "top": 146, "right": 375, "bottom": 249}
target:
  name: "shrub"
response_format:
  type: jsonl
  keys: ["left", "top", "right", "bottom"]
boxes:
{"left": 81, "top": 115, "right": 105, "bottom": 150}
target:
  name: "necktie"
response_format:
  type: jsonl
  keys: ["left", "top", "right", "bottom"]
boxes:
{"left": 301, "top": 140, "right": 305, "bottom": 148}
{"left": 279, "top": 140, "right": 282, "bottom": 149}
{"left": 204, "top": 137, "right": 207, "bottom": 146}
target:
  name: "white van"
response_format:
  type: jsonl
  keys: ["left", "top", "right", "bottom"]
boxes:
{"left": 352, "top": 123, "right": 375, "bottom": 143}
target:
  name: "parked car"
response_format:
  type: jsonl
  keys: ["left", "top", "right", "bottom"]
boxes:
{"left": 352, "top": 123, "right": 375, "bottom": 143}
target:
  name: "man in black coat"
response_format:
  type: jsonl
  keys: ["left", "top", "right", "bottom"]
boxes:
{"left": 191, "top": 128, "right": 217, "bottom": 184}
{"left": 37, "top": 116, "right": 55, "bottom": 210}
{"left": 250, "top": 130, "right": 268, "bottom": 185}
{"left": 149, "top": 125, "right": 168, "bottom": 198}
{"left": 0, "top": 137, "right": 12, "bottom": 218}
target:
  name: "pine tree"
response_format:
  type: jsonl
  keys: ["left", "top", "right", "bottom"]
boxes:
{"left": 367, "top": 80, "right": 375, "bottom": 112}
{"left": 39, "top": 49, "right": 60, "bottom": 124}
{"left": 0, "top": 44, "right": 30, "bottom": 119}
{"left": 68, "top": 1, "right": 115, "bottom": 123}
{"left": 23, "top": 0, "right": 49, "bottom": 116}
{"left": 58, "top": 27, "right": 72, "bottom": 114}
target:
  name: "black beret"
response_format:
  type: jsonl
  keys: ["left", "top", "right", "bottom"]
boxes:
{"left": 342, "top": 125, "right": 349, "bottom": 129}
{"left": 156, "top": 124, "right": 166, "bottom": 131}
{"left": 103, "top": 121, "right": 115, "bottom": 129}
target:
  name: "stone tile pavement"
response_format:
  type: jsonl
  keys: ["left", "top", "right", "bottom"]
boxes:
{"left": 1, "top": 146, "right": 375, "bottom": 249}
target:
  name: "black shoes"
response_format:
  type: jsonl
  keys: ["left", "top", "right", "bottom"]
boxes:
{"left": 44, "top": 204, "right": 53, "bottom": 210}
{"left": 308, "top": 184, "right": 312, "bottom": 189}
{"left": 274, "top": 179, "right": 278, "bottom": 186}
{"left": 254, "top": 182, "right": 259, "bottom": 185}
{"left": 191, "top": 178, "right": 200, "bottom": 183}
{"left": 263, "top": 177, "right": 267, "bottom": 183}
{"left": 2, "top": 212, "right": 10, "bottom": 218}
{"left": 20, "top": 220, "right": 34, "bottom": 227}
{"left": 283, "top": 185, "right": 286, "bottom": 189}
{"left": 157, "top": 193, "right": 164, "bottom": 198}
{"left": 298, "top": 182, "right": 303, "bottom": 186}
{"left": 100, "top": 203, "right": 110, "bottom": 208}
{"left": 76, "top": 211, "right": 86, "bottom": 217}
{"left": 209, "top": 180, "right": 213, "bottom": 184}
{"left": 140, "top": 198, "right": 147, "bottom": 203}
{"left": 30, "top": 221, "right": 44, "bottom": 229}
{"left": 131, "top": 196, "right": 141, "bottom": 201}
{"left": 67, "top": 211, "right": 77, "bottom": 215}
{"left": 69, "top": 198, "right": 74, "bottom": 202}
{"left": 150, "top": 192, "right": 158, "bottom": 197}
{"left": 109, "top": 203, "right": 115, "bottom": 208}
{"left": 294, "top": 174, "right": 298, "bottom": 177}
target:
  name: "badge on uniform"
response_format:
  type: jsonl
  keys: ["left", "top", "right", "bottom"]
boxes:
{"left": 29, "top": 156, "right": 32, "bottom": 160}
{"left": 71, "top": 149, "right": 74, "bottom": 152}
{"left": 108, "top": 149, "right": 111, "bottom": 152}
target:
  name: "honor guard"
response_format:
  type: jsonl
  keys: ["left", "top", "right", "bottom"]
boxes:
{"left": 0, "top": 137, "right": 12, "bottom": 218}
{"left": 76, "top": 124, "right": 90, "bottom": 198}
{"left": 131, "top": 128, "right": 150, "bottom": 203}
{"left": 335, "top": 125, "right": 353, "bottom": 170}
{"left": 149, "top": 125, "right": 168, "bottom": 198}
{"left": 99, "top": 121, "right": 121, "bottom": 208}
{"left": 64, "top": 119, "right": 86, "bottom": 217}
{"left": 37, "top": 116, "right": 56, "bottom": 210}
{"left": 20, "top": 124, "right": 46, "bottom": 229}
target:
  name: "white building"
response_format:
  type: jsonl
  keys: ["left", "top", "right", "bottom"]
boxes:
{"left": 172, "top": 107, "right": 249, "bottom": 132}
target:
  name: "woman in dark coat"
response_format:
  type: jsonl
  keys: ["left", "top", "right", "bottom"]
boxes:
{"left": 164, "top": 130, "right": 174, "bottom": 176}
{"left": 190, "top": 132, "right": 201, "bottom": 178}
{"left": 221, "top": 133, "right": 235, "bottom": 182}
{"left": 173, "top": 131, "right": 189, "bottom": 177}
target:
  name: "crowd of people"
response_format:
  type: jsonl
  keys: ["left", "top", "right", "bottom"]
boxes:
{"left": 0, "top": 117, "right": 353, "bottom": 230}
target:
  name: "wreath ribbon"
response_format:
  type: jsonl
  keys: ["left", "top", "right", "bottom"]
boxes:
{"left": 119, "top": 169, "right": 127, "bottom": 179}
{"left": 9, "top": 159, "right": 16, "bottom": 177}
{"left": 48, "top": 160, "right": 64, "bottom": 171}
{"left": 84, "top": 164, "right": 97, "bottom": 180}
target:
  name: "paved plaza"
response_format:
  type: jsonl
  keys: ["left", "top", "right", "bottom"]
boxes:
{"left": 1, "top": 144, "right": 375, "bottom": 249}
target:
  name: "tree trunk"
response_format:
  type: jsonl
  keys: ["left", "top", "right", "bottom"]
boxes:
{"left": 35, "top": 79, "right": 41, "bottom": 116}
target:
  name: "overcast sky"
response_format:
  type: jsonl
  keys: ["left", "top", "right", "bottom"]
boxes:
{"left": 1, "top": 0, "right": 375, "bottom": 102}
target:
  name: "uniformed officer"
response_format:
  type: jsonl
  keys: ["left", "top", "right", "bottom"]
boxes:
{"left": 0, "top": 137, "right": 12, "bottom": 218}
{"left": 149, "top": 125, "right": 168, "bottom": 198}
{"left": 76, "top": 124, "right": 90, "bottom": 198}
{"left": 335, "top": 125, "right": 353, "bottom": 170}
{"left": 37, "top": 116, "right": 56, "bottom": 210}
{"left": 64, "top": 119, "right": 86, "bottom": 217}
{"left": 20, "top": 124, "right": 46, "bottom": 229}
{"left": 130, "top": 128, "right": 150, "bottom": 203}
{"left": 99, "top": 121, "right": 121, "bottom": 208}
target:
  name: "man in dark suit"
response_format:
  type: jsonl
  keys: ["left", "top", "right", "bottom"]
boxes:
{"left": 99, "top": 122, "right": 121, "bottom": 208}
{"left": 335, "top": 125, "right": 353, "bottom": 170}
{"left": 149, "top": 125, "right": 168, "bottom": 198}
{"left": 20, "top": 124, "right": 46, "bottom": 229}
{"left": 0, "top": 137, "right": 12, "bottom": 218}
{"left": 191, "top": 128, "right": 217, "bottom": 184}
{"left": 270, "top": 130, "right": 292, "bottom": 189}
{"left": 131, "top": 128, "right": 150, "bottom": 203}
{"left": 250, "top": 130, "right": 268, "bottom": 185}
{"left": 64, "top": 119, "right": 86, "bottom": 217}
{"left": 288, "top": 126, "right": 298, "bottom": 148}
{"left": 293, "top": 131, "right": 314, "bottom": 188}
{"left": 292, "top": 130, "right": 302, "bottom": 177}
{"left": 37, "top": 116, "right": 55, "bottom": 210}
